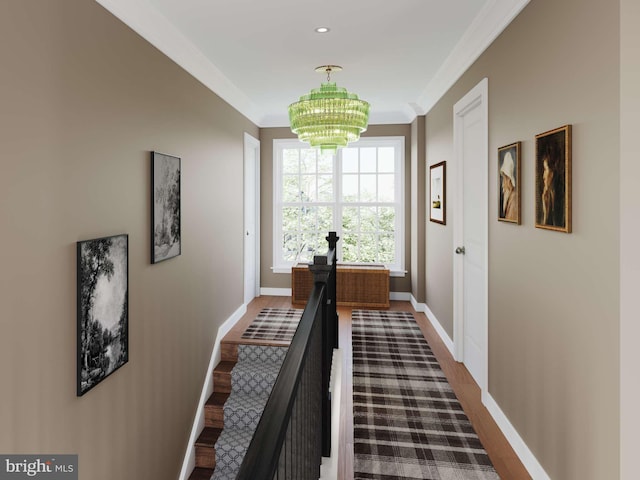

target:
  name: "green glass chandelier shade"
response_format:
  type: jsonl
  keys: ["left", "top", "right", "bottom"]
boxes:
{"left": 288, "top": 82, "right": 370, "bottom": 154}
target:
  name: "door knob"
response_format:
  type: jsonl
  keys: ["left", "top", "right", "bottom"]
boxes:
{"left": 455, "top": 246, "right": 466, "bottom": 254}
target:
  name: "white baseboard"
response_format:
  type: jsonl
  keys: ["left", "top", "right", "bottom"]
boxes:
{"left": 178, "top": 303, "right": 248, "bottom": 480}
{"left": 260, "top": 287, "right": 291, "bottom": 297}
{"left": 390, "top": 291, "right": 412, "bottom": 301}
{"left": 483, "top": 393, "right": 551, "bottom": 480}
{"left": 409, "top": 294, "right": 426, "bottom": 314}
{"left": 413, "top": 295, "right": 546, "bottom": 480}
{"left": 412, "top": 295, "right": 455, "bottom": 358}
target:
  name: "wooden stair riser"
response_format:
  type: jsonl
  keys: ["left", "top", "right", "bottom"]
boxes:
{"left": 190, "top": 335, "right": 287, "bottom": 478}
{"left": 194, "top": 427, "right": 221, "bottom": 470}
{"left": 205, "top": 392, "right": 229, "bottom": 429}
{"left": 213, "top": 361, "right": 234, "bottom": 394}
{"left": 195, "top": 445, "right": 215, "bottom": 469}
{"left": 205, "top": 403, "right": 224, "bottom": 429}
{"left": 221, "top": 342, "right": 238, "bottom": 363}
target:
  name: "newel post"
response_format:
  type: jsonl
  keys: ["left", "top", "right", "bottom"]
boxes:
{"left": 325, "top": 231, "right": 338, "bottom": 350}
{"left": 309, "top": 231, "right": 339, "bottom": 457}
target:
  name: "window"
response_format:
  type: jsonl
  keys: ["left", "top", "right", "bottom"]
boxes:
{"left": 273, "top": 137, "right": 404, "bottom": 275}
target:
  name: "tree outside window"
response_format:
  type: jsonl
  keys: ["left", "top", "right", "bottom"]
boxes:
{"left": 274, "top": 137, "right": 404, "bottom": 273}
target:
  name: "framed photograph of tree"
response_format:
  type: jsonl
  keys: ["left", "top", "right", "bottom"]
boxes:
{"left": 151, "top": 151, "right": 181, "bottom": 263}
{"left": 429, "top": 161, "right": 446, "bottom": 224}
{"left": 77, "top": 234, "right": 128, "bottom": 396}
{"left": 535, "top": 125, "right": 572, "bottom": 233}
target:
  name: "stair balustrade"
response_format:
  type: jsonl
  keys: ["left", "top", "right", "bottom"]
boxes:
{"left": 235, "top": 232, "right": 339, "bottom": 480}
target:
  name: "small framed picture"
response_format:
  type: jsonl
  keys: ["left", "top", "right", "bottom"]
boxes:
{"left": 429, "top": 161, "right": 446, "bottom": 224}
{"left": 535, "top": 125, "right": 572, "bottom": 233}
{"left": 498, "top": 142, "right": 521, "bottom": 224}
{"left": 77, "top": 234, "right": 129, "bottom": 396}
{"left": 151, "top": 151, "right": 181, "bottom": 263}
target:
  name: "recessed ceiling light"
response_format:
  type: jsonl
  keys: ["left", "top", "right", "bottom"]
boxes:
{"left": 315, "top": 27, "right": 330, "bottom": 33}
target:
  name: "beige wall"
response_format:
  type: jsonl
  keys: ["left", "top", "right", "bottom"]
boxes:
{"left": 0, "top": 2, "right": 257, "bottom": 479}
{"left": 620, "top": 0, "right": 640, "bottom": 477}
{"left": 425, "top": 108, "right": 455, "bottom": 331}
{"left": 259, "top": 124, "right": 412, "bottom": 293}
{"left": 410, "top": 117, "right": 427, "bottom": 303}
{"left": 424, "top": 0, "right": 620, "bottom": 478}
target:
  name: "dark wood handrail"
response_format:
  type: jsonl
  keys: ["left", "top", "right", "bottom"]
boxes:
{"left": 235, "top": 232, "right": 339, "bottom": 480}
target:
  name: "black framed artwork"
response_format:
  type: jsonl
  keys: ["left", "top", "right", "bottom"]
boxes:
{"left": 77, "top": 234, "right": 129, "bottom": 396}
{"left": 151, "top": 151, "right": 181, "bottom": 263}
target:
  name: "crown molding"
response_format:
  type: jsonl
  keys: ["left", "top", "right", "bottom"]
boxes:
{"left": 95, "top": 0, "right": 528, "bottom": 127}
{"left": 415, "top": 0, "right": 531, "bottom": 116}
{"left": 94, "top": 0, "right": 264, "bottom": 125}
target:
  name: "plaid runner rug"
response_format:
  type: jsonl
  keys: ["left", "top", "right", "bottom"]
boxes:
{"left": 241, "top": 308, "right": 303, "bottom": 342}
{"left": 352, "top": 310, "right": 499, "bottom": 480}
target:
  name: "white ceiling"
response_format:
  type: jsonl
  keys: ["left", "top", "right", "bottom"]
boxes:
{"left": 96, "top": 0, "right": 529, "bottom": 127}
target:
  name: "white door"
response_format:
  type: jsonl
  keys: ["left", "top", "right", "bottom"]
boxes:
{"left": 244, "top": 133, "right": 260, "bottom": 305}
{"left": 453, "top": 79, "right": 488, "bottom": 394}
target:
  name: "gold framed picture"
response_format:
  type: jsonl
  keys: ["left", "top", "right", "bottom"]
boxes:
{"left": 535, "top": 125, "right": 572, "bottom": 233}
{"left": 498, "top": 142, "right": 521, "bottom": 224}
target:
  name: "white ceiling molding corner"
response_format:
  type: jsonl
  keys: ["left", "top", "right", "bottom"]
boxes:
{"left": 368, "top": 105, "right": 418, "bottom": 127}
{"left": 94, "top": 0, "right": 527, "bottom": 129}
{"left": 416, "top": 0, "right": 531, "bottom": 116}
{"left": 259, "top": 112, "right": 291, "bottom": 129}
{"left": 94, "top": 0, "right": 264, "bottom": 125}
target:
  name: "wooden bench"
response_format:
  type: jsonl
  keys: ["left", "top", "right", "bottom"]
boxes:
{"left": 291, "top": 263, "right": 390, "bottom": 309}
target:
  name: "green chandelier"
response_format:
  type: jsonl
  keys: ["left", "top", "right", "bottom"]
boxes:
{"left": 288, "top": 65, "right": 370, "bottom": 154}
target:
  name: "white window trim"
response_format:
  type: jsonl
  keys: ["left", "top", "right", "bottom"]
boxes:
{"left": 272, "top": 137, "right": 405, "bottom": 276}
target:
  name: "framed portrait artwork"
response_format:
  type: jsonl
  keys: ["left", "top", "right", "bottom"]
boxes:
{"left": 429, "top": 161, "right": 446, "bottom": 224}
{"left": 77, "top": 234, "right": 129, "bottom": 396}
{"left": 151, "top": 151, "right": 181, "bottom": 263}
{"left": 535, "top": 125, "right": 572, "bottom": 233}
{"left": 498, "top": 142, "right": 521, "bottom": 224}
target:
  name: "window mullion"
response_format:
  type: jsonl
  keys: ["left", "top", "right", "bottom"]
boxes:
{"left": 275, "top": 137, "right": 404, "bottom": 273}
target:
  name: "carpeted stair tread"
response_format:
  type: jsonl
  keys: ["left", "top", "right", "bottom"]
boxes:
{"left": 209, "top": 344, "right": 288, "bottom": 480}
{"left": 212, "top": 427, "right": 256, "bottom": 478}
{"left": 230, "top": 360, "right": 283, "bottom": 396}
{"left": 223, "top": 390, "right": 271, "bottom": 430}
{"left": 237, "top": 343, "right": 289, "bottom": 364}
{"left": 211, "top": 467, "right": 241, "bottom": 480}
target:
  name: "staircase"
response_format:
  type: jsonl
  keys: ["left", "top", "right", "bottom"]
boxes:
{"left": 189, "top": 342, "right": 288, "bottom": 480}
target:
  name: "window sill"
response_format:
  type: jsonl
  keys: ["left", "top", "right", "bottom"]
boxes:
{"left": 272, "top": 266, "right": 406, "bottom": 277}
{"left": 389, "top": 270, "right": 407, "bottom": 278}
{"left": 272, "top": 266, "right": 294, "bottom": 274}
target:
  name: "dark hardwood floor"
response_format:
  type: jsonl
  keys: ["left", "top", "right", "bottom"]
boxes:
{"left": 233, "top": 296, "right": 531, "bottom": 480}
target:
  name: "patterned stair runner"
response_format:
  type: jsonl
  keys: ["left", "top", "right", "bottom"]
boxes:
{"left": 211, "top": 344, "right": 288, "bottom": 480}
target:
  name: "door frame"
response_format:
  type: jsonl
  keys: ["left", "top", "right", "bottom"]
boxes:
{"left": 244, "top": 132, "right": 261, "bottom": 304}
{"left": 452, "top": 78, "right": 489, "bottom": 394}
